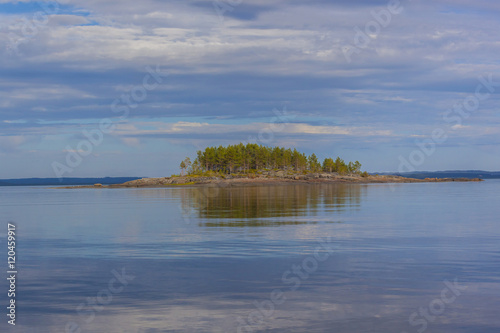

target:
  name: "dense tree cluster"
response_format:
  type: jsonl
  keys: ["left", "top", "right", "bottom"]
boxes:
{"left": 180, "top": 143, "right": 362, "bottom": 175}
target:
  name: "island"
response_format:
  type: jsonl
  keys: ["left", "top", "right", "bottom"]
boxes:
{"left": 58, "top": 144, "right": 483, "bottom": 188}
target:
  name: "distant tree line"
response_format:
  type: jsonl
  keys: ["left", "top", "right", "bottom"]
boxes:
{"left": 179, "top": 143, "right": 362, "bottom": 176}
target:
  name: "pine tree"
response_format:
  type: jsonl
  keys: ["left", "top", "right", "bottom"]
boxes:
{"left": 180, "top": 157, "right": 191, "bottom": 176}
{"left": 182, "top": 144, "right": 362, "bottom": 176}
{"left": 308, "top": 153, "right": 320, "bottom": 172}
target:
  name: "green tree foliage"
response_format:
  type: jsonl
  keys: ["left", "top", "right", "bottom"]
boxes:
{"left": 182, "top": 143, "right": 362, "bottom": 175}
{"left": 179, "top": 160, "right": 186, "bottom": 175}
{"left": 180, "top": 157, "right": 191, "bottom": 176}
{"left": 308, "top": 153, "right": 321, "bottom": 172}
{"left": 334, "top": 157, "right": 347, "bottom": 174}
{"left": 322, "top": 157, "right": 334, "bottom": 173}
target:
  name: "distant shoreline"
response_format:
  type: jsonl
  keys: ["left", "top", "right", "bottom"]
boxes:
{"left": 57, "top": 173, "right": 483, "bottom": 189}
{"left": 0, "top": 177, "right": 141, "bottom": 187}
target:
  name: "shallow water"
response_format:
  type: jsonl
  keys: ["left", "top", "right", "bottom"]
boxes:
{"left": 1, "top": 180, "right": 499, "bottom": 332}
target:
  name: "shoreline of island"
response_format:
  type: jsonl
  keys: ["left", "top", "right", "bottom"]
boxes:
{"left": 54, "top": 144, "right": 486, "bottom": 189}
{"left": 56, "top": 172, "right": 483, "bottom": 189}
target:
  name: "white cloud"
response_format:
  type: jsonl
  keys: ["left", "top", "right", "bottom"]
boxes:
{"left": 111, "top": 121, "right": 393, "bottom": 138}
{"left": 2, "top": 0, "right": 500, "bottom": 174}
{"left": 451, "top": 124, "right": 470, "bottom": 130}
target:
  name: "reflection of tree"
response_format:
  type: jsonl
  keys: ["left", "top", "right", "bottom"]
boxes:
{"left": 177, "top": 184, "right": 364, "bottom": 227}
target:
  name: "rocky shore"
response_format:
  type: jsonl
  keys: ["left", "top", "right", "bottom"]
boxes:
{"left": 59, "top": 171, "right": 483, "bottom": 189}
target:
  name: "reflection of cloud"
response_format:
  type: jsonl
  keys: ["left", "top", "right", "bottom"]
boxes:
{"left": 17, "top": 254, "right": 492, "bottom": 333}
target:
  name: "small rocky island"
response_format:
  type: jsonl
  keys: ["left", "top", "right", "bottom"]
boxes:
{"left": 101, "top": 172, "right": 482, "bottom": 188}
{"left": 63, "top": 144, "right": 482, "bottom": 188}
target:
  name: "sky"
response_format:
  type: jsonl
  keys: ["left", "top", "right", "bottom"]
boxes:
{"left": 0, "top": 0, "right": 499, "bottom": 178}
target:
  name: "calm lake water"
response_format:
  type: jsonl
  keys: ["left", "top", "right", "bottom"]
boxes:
{"left": 1, "top": 181, "right": 500, "bottom": 332}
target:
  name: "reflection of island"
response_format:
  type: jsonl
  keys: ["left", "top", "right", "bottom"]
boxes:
{"left": 178, "top": 184, "right": 364, "bottom": 227}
